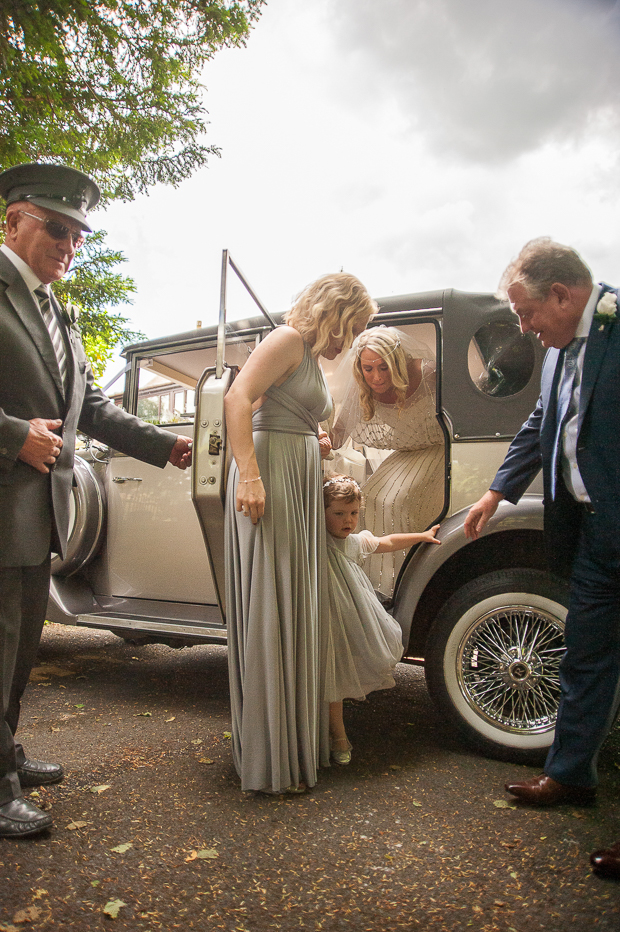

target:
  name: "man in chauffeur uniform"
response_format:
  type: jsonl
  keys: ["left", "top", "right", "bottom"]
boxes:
{"left": 465, "top": 238, "right": 620, "bottom": 880}
{"left": 0, "top": 162, "right": 192, "bottom": 838}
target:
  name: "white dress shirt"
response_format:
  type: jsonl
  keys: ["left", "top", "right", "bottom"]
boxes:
{"left": 560, "top": 283, "right": 600, "bottom": 502}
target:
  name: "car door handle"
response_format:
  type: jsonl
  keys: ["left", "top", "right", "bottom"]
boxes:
{"left": 112, "top": 477, "right": 144, "bottom": 483}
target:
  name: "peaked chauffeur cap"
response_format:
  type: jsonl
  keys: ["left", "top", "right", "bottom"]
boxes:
{"left": 0, "top": 162, "right": 100, "bottom": 232}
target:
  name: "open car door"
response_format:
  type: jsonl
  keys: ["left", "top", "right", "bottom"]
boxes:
{"left": 191, "top": 251, "right": 276, "bottom": 621}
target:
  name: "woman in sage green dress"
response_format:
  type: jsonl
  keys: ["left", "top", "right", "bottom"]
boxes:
{"left": 224, "top": 273, "right": 377, "bottom": 795}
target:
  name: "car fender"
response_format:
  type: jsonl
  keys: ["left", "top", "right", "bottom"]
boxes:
{"left": 392, "top": 493, "right": 545, "bottom": 647}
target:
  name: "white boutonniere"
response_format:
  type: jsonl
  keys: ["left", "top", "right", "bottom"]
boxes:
{"left": 593, "top": 292, "right": 617, "bottom": 330}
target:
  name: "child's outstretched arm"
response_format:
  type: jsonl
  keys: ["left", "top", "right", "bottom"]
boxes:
{"left": 374, "top": 524, "right": 441, "bottom": 554}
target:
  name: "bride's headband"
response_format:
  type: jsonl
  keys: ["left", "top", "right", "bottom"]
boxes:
{"left": 355, "top": 335, "right": 401, "bottom": 359}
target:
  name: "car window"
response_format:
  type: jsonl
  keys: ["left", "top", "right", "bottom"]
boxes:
{"left": 468, "top": 321, "right": 535, "bottom": 398}
{"left": 121, "top": 335, "right": 257, "bottom": 424}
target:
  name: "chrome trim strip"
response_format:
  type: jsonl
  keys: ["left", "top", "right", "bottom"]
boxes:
{"left": 76, "top": 614, "right": 227, "bottom": 640}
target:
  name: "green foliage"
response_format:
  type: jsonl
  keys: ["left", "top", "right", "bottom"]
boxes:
{"left": 54, "top": 230, "right": 144, "bottom": 380}
{"left": 0, "top": 0, "right": 264, "bottom": 201}
{"left": 0, "top": 0, "right": 264, "bottom": 376}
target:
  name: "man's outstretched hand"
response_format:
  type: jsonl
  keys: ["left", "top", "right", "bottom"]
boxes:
{"left": 464, "top": 489, "right": 504, "bottom": 540}
{"left": 169, "top": 436, "right": 192, "bottom": 469}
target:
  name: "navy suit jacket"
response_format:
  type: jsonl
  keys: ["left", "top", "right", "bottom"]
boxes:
{"left": 0, "top": 251, "right": 176, "bottom": 567}
{"left": 492, "top": 283, "right": 620, "bottom": 578}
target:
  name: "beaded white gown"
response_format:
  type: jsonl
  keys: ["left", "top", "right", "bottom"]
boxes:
{"left": 349, "top": 364, "right": 444, "bottom": 596}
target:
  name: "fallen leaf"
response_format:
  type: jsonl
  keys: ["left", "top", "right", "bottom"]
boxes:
{"left": 90, "top": 784, "right": 111, "bottom": 794}
{"left": 196, "top": 848, "right": 218, "bottom": 860}
{"left": 165, "top": 716, "right": 175, "bottom": 723}
{"left": 134, "top": 712, "right": 152, "bottom": 717}
{"left": 223, "top": 732, "right": 232, "bottom": 739}
{"left": 110, "top": 842, "right": 132, "bottom": 853}
{"left": 510, "top": 871, "right": 518, "bottom": 879}
{"left": 74, "top": 704, "right": 84, "bottom": 709}
{"left": 50, "top": 726, "right": 60, "bottom": 733}
{"left": 493, "top": 799, "right": 517, "bottom": 809}
{"left": 30, "top": 663, "right": 76, "bottom": 681}
{"left": 12, "top": 906, "right": 42, "bottom": 923}
{"left": 191, "top": 739, "right": 203, "bottom": 745}
{"left": 91, "top": 881, "right": 100, "bottom": 887}
{"left": 103, "top": 899, "right": 126, "bottom": 919}
{"left": 199, "top": 758, "right": 214, "bottom": 765}
{"left": 67, "top": 821, "right": 89, "bottom": 830}
{"left": 411, "top": 801, "right": 422, "bottom": 807}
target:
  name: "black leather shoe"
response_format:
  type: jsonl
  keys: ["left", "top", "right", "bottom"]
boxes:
{"left": 0, "top": 797, "right": 53, "bottom": 838}
{"left": 505, "top": 773, "right": 596, "bottom": 806}
{"left": 17, "top": 759, "right": 64, "bottom": 788}
{"left": 591, "top": 841, "right": 620, "bottom": 879}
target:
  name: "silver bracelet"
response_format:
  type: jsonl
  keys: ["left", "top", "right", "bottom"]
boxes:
{"left": 240, "top": 476, "right": 262, "bottom": 483}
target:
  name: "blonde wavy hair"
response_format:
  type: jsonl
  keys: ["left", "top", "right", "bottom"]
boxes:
{"left": 352, "top": 326, "right": 410, "bottom": 421}
{"left": 323, "top": 474, "right": 362, "bottom": 509}
{"left": 284, "top": 272, "right": 377, "bottom": 359}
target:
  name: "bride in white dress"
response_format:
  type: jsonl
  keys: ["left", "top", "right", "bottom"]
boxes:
{"left": 330, "top": 326, "right": 445, "bottom": 596}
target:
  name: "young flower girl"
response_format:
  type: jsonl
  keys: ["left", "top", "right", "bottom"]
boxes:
{"left": 323, "top": 475, "right": 441, "bottom": 763}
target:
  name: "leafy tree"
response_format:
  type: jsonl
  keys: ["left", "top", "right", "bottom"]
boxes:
{"left": 54, "top": 231, "right": 144, "bottom": 381}
{"left": 0, "top": 0, "right": 264, "bottom": 200}
{"left": 0, "top": 0, "right": 264, "bottom": 373}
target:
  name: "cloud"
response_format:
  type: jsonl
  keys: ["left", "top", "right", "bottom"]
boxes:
{"left": 328, "top": 0, "right": 620, "bottom": 163}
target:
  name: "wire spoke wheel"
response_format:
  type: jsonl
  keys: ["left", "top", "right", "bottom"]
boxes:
{"left": 457, "top": 605, "right": 564, "bottom": 734}
{"left": 425, "top": 569, "right": 569, "bottom": 762}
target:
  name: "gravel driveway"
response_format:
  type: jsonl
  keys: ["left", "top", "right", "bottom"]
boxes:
{"left": 1, "top": 623, "right": 619, "bottom": 931}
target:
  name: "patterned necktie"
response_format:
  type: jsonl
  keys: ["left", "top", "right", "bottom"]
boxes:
{"left": 35, "top": 285, "right": 67, "bottom": 390}
{"left": 550, "top": 336, "right": 586, "bottom": 498}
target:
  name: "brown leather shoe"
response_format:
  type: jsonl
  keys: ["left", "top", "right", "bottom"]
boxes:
{"left": 504, "top": 773, "right": 596, "bottom": 806}
{"left": 591, "top": 841, "right": 620, "bottom": 879}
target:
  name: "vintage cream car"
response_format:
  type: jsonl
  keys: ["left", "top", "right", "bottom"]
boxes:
{"left": 48, "top": 255, "right": 567, "bottom": 764}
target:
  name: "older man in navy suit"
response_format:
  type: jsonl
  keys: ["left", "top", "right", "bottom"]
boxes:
{"left": 465, "top": 237, "right": 620, "bottom": 879}
{"left": 0, "top": 163, "right": 192, "bottom": 838}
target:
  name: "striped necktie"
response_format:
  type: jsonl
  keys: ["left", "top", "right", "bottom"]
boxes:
{"left": 550, "top": 336, "right": 586, "bottom": 499}
{"left": 35, "top": 285, "right": 67, "bottom": 390}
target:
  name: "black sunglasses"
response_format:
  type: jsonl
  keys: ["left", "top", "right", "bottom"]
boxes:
{"left": 19, "top": 210, "right": 85, "bottom": 249}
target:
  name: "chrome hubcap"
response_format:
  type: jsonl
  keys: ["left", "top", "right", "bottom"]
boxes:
{"left": 457, "top": 605, "right": 565, "bottom": 735}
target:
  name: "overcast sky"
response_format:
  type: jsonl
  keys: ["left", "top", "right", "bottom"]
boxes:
{"left": 98, "top": 0, "right": 620, "bottom": 383}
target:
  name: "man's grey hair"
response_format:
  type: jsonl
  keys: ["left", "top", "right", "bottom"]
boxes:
{"left": 498, "top": 237, "right": 593, "bottom": 300}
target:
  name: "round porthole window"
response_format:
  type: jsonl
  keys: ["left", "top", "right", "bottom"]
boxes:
{"left": 468, "top": 321, "right": 536, "bottom": 397}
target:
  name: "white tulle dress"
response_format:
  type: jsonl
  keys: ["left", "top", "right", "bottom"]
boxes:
{"left": 324, "top": 529, "right": 404, "bottom": 702}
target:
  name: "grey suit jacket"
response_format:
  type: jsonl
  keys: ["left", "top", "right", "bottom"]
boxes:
{"left": 0, "top": 251, "right": 176, "bottom": 567}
